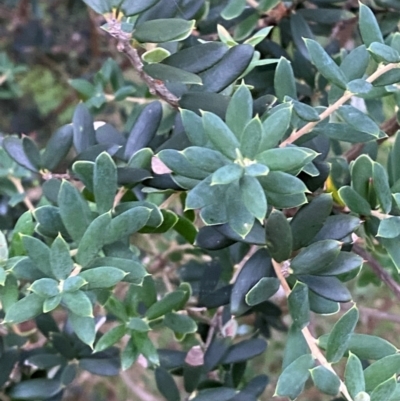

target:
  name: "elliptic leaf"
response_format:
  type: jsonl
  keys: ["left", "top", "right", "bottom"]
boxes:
{"left": 145, "top": 291, "right": 186, "bottom": 321}
{"left": 94, "top": 152, "right": 117, "bottom": 214}
{"left": 94, "top": 325, "right": 127, "bottom": 353}
{"left": 62, "top": 291, "right": 93, "bottom": 317}
{"left": 72, "top": 103, "right": 96, "bottom": 153}
{"left": 50, "top": 235, "right": 73, "bottom": 280}
{"left": 155, "top": 367, "right": 181, "bottom": 401}
{"left": 240, "top": 175, "right": 267, "bottom": 221}
{"left": 79, "top": 266, "right": 126, "bottom": 289}
{"left": 42, "top": 125, "right": 73, "bottom": 171}
{"left": 364, "top": 354, "right": 400, "bottom": 392}
{"left": 345, "top": 352, "right": 365, "bottom": 399}
{"left": 245, "top": 277, "right": 280, "bottom": 306}
{"left": 310, "top": 366, "right": 340, "bottom": 396}
{"left": 275, "top": 354, "right": 314, "bottom": 400}
{"left": 69, "top": 312, "right": 96, "bottom": 347}
{"left": 4, "top": 293, "right": 44, "bottom": 324}
{"left": 288, "top": 281, "right": 310, "bottom": 329}
{"left": 265, "top": 210, "right": 292, "bottom": 262}
{"left": 274, "top": 57, "right": 297, "bottom": 101}
{"left": 133, "top": 19, "right": 195, "bottom": 43}
{"left": 226, "top": 84, "right": 253, "bottom": 139}
{"left": 304, "top": 39, "right": 348, "bottom": 89}
{"left": 202, "top": 111, "right": 240, "bottom": 160}
{"left": 326, "top": 305, "right": 359, "bottom": 363}
{"left": 359, "top": 3, "right": 384, "bottom": 47}
{"left": 58, "top": 181, "right": 93, "bottom": 241}
{"left": 290, "top": 240, "right": 341, "bottom": 275}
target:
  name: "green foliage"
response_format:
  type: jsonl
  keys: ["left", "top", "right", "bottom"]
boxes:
{"left": 1, "top": 0, "right": 400, "bottom": 400}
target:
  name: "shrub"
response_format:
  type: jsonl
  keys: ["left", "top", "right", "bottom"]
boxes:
{"left": 1, "top": 0, "right": 400, "bottom": 400}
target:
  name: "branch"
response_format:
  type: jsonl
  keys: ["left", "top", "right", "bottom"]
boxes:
{"left": 352, "top": 244, "right": 400, "bottom": 301}
{"left": 280, "top": 63, "right": 399, "bottom": 147}
{"left": 8, "top": 176, "right": 35, "bottom": 212}
{"left": 104, "top": 19, "right": 179, "bottom": 108}
{"left": 271, "top": 259, "right": 353, "bottom": 401}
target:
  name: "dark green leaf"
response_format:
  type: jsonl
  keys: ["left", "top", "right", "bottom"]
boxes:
{"left": 298, "top": 275, "right": 351, "bottom": 302}
{"left": 3, "top": 136, "right": 38, "bottom": 172}
{"left": 76, "top": 212, "right": 112, "bottom": 267}
{"left": 240, "top": 175, "right": 267, "bottom": 221}
{"left": 231, "top": 248, "right": 272, "bottom": 315}
{"left": 42, "top": 125, "right": 74, "bottom": 171}
{"left": 304, "top": 39, "right": 348, "bottom": 89}
{"left": 245, "top": 277, "right": 280, "bottom": 306}
{"left": 260, "top": 107, "right": 292, "bottom": 150}
{"left": 121, "top": 0, "right": 160, "bottom": 16}
{"left": 291, "top": 194, "right": 333, "bottom": 250}
{"left": 275, "top": 57, "right": 297, "bottom": 101}
{"left": 145, "top": 291, "right": 186, "bottom": 320}
{"left": 288, "top": 281, "right": 309, "bottom": 329}
{"left": 345, "top": 352, "right": 365, "bottom": 399}
{"left": 202, "top": 111, "right": 240, "bottom": 159}
{"left": 22, "top": 235, "right": 53, "bottom": 277}
{"left": 310, "top": 366, "right": 340, "bottom": 396}
{"left": 326, "top": 305, "right": 359, "bottom": 363}
{"left": 50, "top": 235, "right": 73, "bottom": 280}
{"left": 62, "top": 276, "right": 87, "bottom": 292}
{"left": 373, "top": 162, "right": 392, "bottom": 214}
{"left": 371, "top": 376, "right": 397, "bottom": 401}
{"left": 133, "top": 19, "right": 195, "bottom": 43}
{"left": 106, "top": 207, "right": 151, "bottom": 243}
{"left": 291, "top": 240, "right": 341, "bottom": 275}
{"left": 369, "top": 43, "right": 400, "bottom": 63}
{"left": 265, "top": 210, "right": 292, "bottom": 262}
{"left": 143, "top": 64, "right": 202, "bottom": 85}
{"left": 29, "top": 278, "right": 59, "bottom": 298}
{"left": 378, "top": 217, "right": 400, "bottom": 238}
{"left": 94, "top": 152, "right": 117, "bottom": 214}
{"left": 163, "top": 42, "right": 228, "bottom": 74}
{"left": 62, "top": 291, "right": 93, "bottom": 317}
{"left": 95, "top": 325, "right": 127, "bottom": 352}
{"left": 222, "top": 338, "right": 267, "bottom": 364}
{"left": 256, "top": 147, "right": 317, "bottom": 172}
{"left": 8, "top": 379, "right": 62, "bottom": 400}
{"left": 58, "top": 180, "right": 93, "bottom": 241}
{"left": 312, "top": 215, "right": 361, "bottom": 242}
{"left": 79, "top": 266, "right": 126, "bottom": 289}
{"left": 282, "top": 325, "right": 309, "bottom": 369}
{"left": 359, "top": 4, "right": 384, "bottom": 47}
{"left": 226, "top": 84, "right": 253, "bottom": 139}
{"left": 155, "top": 367, "right": 181, "bottom": 401}
{"left": 240, "top": 117, "right": 262, "bottom": 159}
{"left": 72, "top": 103, "right": 96, "bottom": 153}
{"left": 339, "top": 186, "right": 372, "bottom": 216}
{"left": 364, "top": 354, "right": 400, "bottom": 391}
{"left": 164, "top": 312, "right": 197, "bottom": 334}
{"left": 337, "top": 106, "right": 380, "bottom": 137}
{"left": 212, "top": 164, "right": 243, "bottom": 185}
{"left": 199, "top": 44, "right": 254, "bottom": 93}
{"left": 124, "top": 102, "right": 162, "bottom": 160}
{"left": 69, "top": 312, "right": 96, "bottom": 347}
{"left": 275, "top": 354, "right": 314, "bottom": 400}
{"left": 4, "top": 293, "right": 44, "bottom": 324}
{"left": 127, "top": 317, "right": 150, "bottom": 332}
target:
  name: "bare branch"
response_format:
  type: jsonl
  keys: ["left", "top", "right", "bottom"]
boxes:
{"left": 280, "top": 63, "right": 399, "bottom": 147}
{"left": 271, "top": 259, "right": 354, "bottom": 401}
{"left": 104, "top": 19, "right": 179, "bottom": 108}
{"left": 352, "top": 244, "right": 400, "bottom": 301}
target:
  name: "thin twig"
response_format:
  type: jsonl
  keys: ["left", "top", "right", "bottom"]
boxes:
{"left": 280, "top": 63, "right": 399, "bottom": 147}
{"left": 104, "top": 94, "right": 159, "bottom": 104}
{"left": 271, "top": 259, "right": 353, "bottom": 401}
{"left": 8, "top": 176, "right": 35, "bottom": 211}
{"left": 120, "top": 371, "right": 161, "bottom": 401}
{"left": 352, "top": 244, "right": 400, "bottom": 301}
{"left": 113, "top": 187, "right": 127, "bottom": 209}
{"left": 104, "top": 19, "right": 179, "bottom": 108}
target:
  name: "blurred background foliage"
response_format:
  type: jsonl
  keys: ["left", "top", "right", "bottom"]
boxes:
{"left": 2, "top": 1, "right": 400, "bottom": 400}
